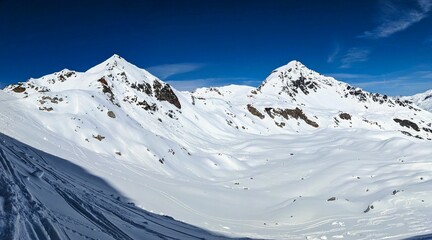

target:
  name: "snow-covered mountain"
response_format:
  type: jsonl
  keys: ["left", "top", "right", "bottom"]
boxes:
{"left": 1, "top": 55, "right": 432, "bottom": 239}
{"left": 401, "top": 89, "right": 432, "bottom": 112}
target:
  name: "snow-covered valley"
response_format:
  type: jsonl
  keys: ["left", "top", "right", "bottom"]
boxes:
{"left": 1, "top": 55, "right": 432, "bottom": 239}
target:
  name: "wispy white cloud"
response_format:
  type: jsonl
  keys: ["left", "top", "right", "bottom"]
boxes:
{"left": 326, "top": 73, "right": 373, "bottom": 79}
{"left": 167, "top": 79, "right": 215, "bottom": 91}
{"left": 327, "top": 44, "right": 341, "bottom": 63}
{"left": 239, "top": 79, "right": 262, "bottom": 86}
{"left": 354, "top": 79, "right": 403, "bottom": 88}
{"left": 375, "top": 80, "right": 432, "bottom": 96}
{"left": 418, "top": 70, "right": 432, "bottom": 78}
{"left": 340, "top": 47, "right": 371, "bottom": 68}
{"left": 167, "top": 77, "right": 260, "bottom": 91}
{"left": 360, "top": 0, "right": 432, "bottom": 39}
{"left": 328, "top": 69, "right": 432, "bottom": 96}
{"left": 147, "top": 63, "right": 205, "bottom": 79}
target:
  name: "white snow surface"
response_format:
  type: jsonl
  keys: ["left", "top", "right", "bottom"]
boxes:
{"left": 0, "top": 130, "right": 241, "bottom": 240}
{"left": 401, "top": 89, "right": 432, "bottom": 112}
{"left": 1, "top": 55, "right": 432, "bottom": 239}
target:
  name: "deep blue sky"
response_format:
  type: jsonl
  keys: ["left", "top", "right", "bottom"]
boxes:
{"left": 1, "top": 0, "right": 431, "bottom": 96}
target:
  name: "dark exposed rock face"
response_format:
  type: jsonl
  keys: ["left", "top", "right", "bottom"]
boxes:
{"left": 247, "top": 104, "right": 265, "bottom": 119}
{"left": 137, "top": 100, "right": 158, "bottom": 111}
{"left": 393, "top": 99, "right": 420, "bottom": 111}
{"left": 339, "top": 113, "right": 352, "bottom": 120}
{"left": 348, "top": 88, "right": 368, "bottom": 102}
{"left": 401, "top": 131, "right": 423, "bottom": 139}
{"left": 394, "top": 118, "right": 420, "bottom": 131}
{"left": 64, "top": 71, "right": 74, "bottom": 78}
{"left": 264, "top": 108, "right": 274, "bottom": 118}
{"left": 265, "top": 107, "right": 319, "bottom": 128}
{"left": 208, "top": 87, "right": 222, "bottom": 95}
{"left": 423, "top": 127, "right": 432, "bottom": 133}
{"left": 153, "top": 81, "right": 181, "bottom": 109}
{"left": 55, "top": 71, "right": 75, "bottom": 83}
{"left": 122, "top": 95, "right": 158, "bottom": 112}
{"left": 98, "top": 78, "right": 116, "bottom": 104}
{"left": 289, "top": 74, "right": 319, "bottom": 95}
{"left": 131, "top": 82, "right": 152, "bottom": 96}
{"left": 12, "top": 86, "right": 26, "bottom": 93}
{"left": 257, "top": 69, "right": 321, "bottom": 97}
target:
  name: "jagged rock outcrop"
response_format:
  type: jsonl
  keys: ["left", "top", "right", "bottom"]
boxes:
{"left": 153, "top": 81, "right": 181, "bottom": 109}
{"left": 247, "top": 104, "right": 265, "bottom": 119}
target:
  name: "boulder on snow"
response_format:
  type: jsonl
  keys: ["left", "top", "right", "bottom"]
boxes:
{"left": 93, "top": 134, "right": 105, "bottom": 141}
{"left": 364, "top": 204, "right": 374, "bottom": 213}
{"left": 107, "top": 110, "right": 116, "bottom": 118}
{"left": 327, "top": 197, "right": 336, "bottom": 201}
{"left": 339, "top": 112, "right": 351, "bottom": 120}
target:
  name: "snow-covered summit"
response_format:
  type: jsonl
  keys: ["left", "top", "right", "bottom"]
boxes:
{"left": 5, "top": 54, "right": 182, "bottom": 109}
{"left": 258, "top": 60, "right": 335, "bottom": 94}
{"left": 401, "top": 89, "right": 432, "bottom": 112}
{"left": 86, "top": 54, "right": 154, "bottom": 80}
{"left": 4, "top": 55, "right": 432, "bottom": 142}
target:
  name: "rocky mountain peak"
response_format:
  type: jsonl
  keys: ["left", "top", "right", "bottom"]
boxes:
{"left": 87, "top": 54, "right": 141, "bottom": 75}
{"left": 3, "top": 54, "right": 183, "bottom": 113}
{"left": 256, "top": 60, "right": 337, "bottom": 97}
{"left": 104, "top": 54, "right": 130, "bottom": 67}
{"left": 2, "top": 56, "right": 431, "bottom": 142}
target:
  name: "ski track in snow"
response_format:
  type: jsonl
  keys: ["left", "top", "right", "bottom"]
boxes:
{"left": 0, "top": 133, "right": 249, "bottom": 240}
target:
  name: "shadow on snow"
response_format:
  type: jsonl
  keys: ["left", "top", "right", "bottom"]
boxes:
{"left": 0, "top": 132, "right": 255, "bottom": 240}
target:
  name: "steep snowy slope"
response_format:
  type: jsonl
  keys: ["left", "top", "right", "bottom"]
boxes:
{"left": 3, "top": 55, "right": 225, "bottom": 178}
{"left": 2, "top": 55, "right": 432, "bottom": 239}
{"left": 0, "top": 133, "right": 248, "bottom": 240}
{"left": 401, "top": 89, "right": 432, "bottom": 112}
{"left": 0, "top": 91, "right": 252, "bottom": 240}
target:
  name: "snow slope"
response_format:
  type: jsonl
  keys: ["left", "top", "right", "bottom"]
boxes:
{"left": 401, "top": 89, "right": 432, "bottom": 112}
{"left": 0, "top": 131, "right": 251, "bottom": 240}
{"left": 1, "top": 55, "right": 432, "bottom": 239}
